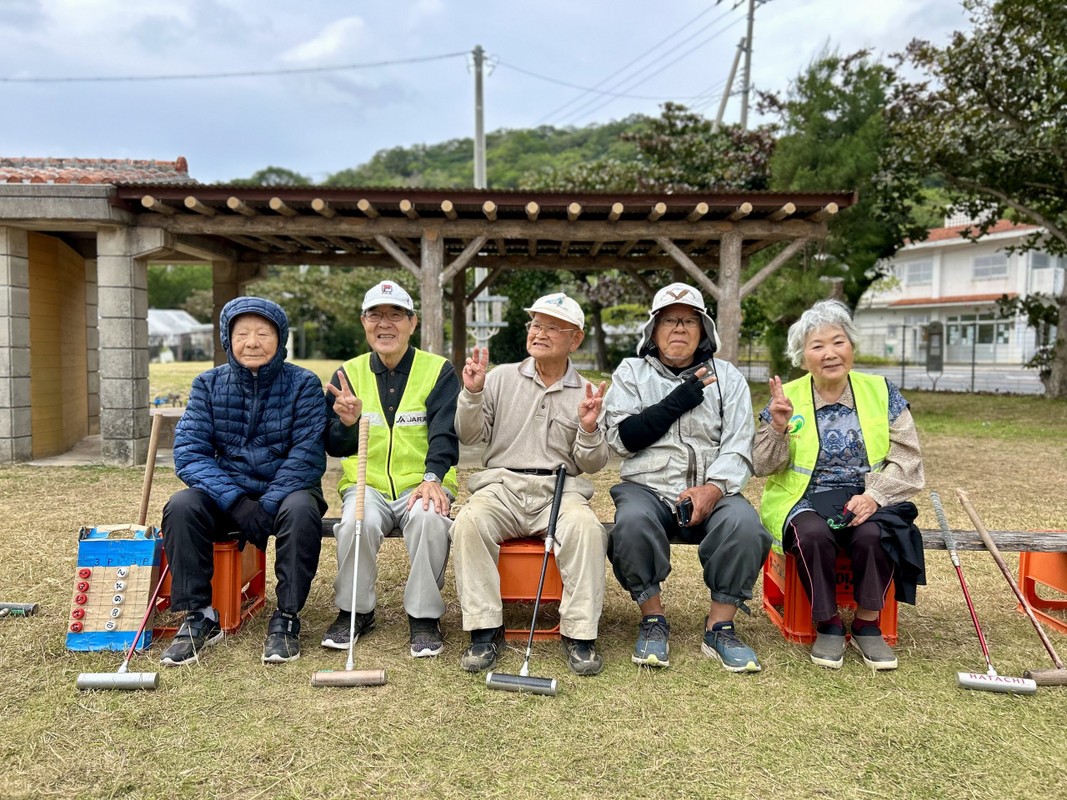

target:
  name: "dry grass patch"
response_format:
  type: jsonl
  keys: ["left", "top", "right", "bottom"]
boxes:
{"left": 1, "top": 391, "right": 1066, "bottom": 799}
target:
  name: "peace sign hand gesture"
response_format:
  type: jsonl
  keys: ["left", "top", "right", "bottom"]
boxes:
{"left": 768, "top": 375, "right": 793, "bottom": 434}
{"left": 462, "top": 347, "right": 489, "bottom": 393}
{"left": 326, "top": 369, "right": 362, "bottom": 427}
{"left": 579, "top": 381, "right": 607, "bottom": 433}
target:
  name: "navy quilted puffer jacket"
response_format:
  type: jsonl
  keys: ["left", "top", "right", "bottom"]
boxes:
{"left": 173, "top": 297, "right": 327, "bottom": 516}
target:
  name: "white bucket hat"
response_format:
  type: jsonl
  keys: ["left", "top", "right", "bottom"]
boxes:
{"left": 362, "top": 280, "right": 414, "bottom": 313}
{"left": 651, "top": 282, "right": 707, "bottom": 313}
{"left": 524, "top": 292, "right": 585, "bottom": 330}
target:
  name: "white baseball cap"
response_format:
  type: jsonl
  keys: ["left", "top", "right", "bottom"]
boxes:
{"left": 651, "top": 282, "right": 706, "bottom": 314}
{"left": 362, "top": 280, "right": 414, "bottom": 313}
{"left": 524, "top": 292, "right": 585, "bottom": 330}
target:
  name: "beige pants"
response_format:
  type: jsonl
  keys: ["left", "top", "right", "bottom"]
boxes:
{"left": 452, "top": 478, "right": 607, "bottom": 641}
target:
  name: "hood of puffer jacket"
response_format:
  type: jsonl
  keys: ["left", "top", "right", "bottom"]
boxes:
{"left": 636, "top": 298, "right": 721, "bottom": 362}
{"left": 219, "top": 296, "right": 289, "bottom": 377}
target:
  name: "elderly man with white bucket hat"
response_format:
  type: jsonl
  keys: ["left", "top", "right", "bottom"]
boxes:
{"left": 452, "top": 292, "right": 611, "bottom": 677}
{"left": 604, "top": 282, "right": 772, "bottom": 673}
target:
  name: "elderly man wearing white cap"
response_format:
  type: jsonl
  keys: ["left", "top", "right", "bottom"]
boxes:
{"left": 322, "top": 280, "right": 460, "bottom": 659}
{"left": 452, "top": 292, "right": 610, "bottom": 676}
{"left": 604, "top": 282, "right": 772, "bottom": 673}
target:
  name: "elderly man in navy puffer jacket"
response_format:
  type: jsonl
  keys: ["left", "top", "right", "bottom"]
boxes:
{"left": 160, "top": 297, "right": 328, "bottom": 667}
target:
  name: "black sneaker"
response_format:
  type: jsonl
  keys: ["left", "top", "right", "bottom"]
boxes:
{"left": 263, "top": 610, "right": 301, "bottom": 664}
{"left": 320, "top": 609, "right": 376, "bottom": 650}
{"left": 561, "top": 635, "right": 604, "bottom": 676}
{"left": 160, "top": 611, "right": 224, "bottom": 667}
{"left": 409, "top": 616, "right": 444, "bottom": 658}
{"left": 460, "top": 626, "right": 506, "bottom": 673}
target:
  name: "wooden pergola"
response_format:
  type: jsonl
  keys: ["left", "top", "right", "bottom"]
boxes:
{"left": 113, "top": 185, "right": 857, "bottom": 364}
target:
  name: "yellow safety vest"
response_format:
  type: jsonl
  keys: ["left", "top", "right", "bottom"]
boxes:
{"left": 759, "top": 371, "right": 890, "bottom": 551}
{"left": 338, "top": 350, "right": 458, "bottom": 500}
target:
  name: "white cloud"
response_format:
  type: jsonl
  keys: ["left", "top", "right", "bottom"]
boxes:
{"left": 280, "top": 16, "right": 368, "bottom": 64}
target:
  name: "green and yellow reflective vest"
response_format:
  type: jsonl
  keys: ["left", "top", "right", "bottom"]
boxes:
{"left": 338, "top": 350, "right": 458, "bottom": 500}
{"left": 759, "top": 371, "right": 889, "bottom": 551}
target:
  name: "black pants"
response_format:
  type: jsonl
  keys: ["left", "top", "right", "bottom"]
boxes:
{"left": 162, "top": 488, "right": 326, "bottom": 615}
{"left": 785, "top": 511, "right": 895, "bottom": 623}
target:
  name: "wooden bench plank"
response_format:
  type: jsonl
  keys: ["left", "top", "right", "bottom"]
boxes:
{"left": 319, "top": 518, "right": 1066, "bottom": 552}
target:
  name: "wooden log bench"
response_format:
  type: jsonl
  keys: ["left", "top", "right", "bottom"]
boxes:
{"left": 320, "top": 519, "right": 1067, "bottom": 552}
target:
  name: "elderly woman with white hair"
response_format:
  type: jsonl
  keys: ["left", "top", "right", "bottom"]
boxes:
{"left": 754, "top": 299, "right": 925, "bottom": 671}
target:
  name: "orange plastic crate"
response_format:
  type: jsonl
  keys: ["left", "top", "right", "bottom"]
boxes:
{"left": 762, "top": 549, "right": 898, "bottom": 645}
{"left": 156, "top": 540, "right": 266, "bottom": 636}
{"left": 1018, "top": 534, "right": 1067, "bottom": 635}
{"left": 497, "top": 537, "right": 563, "bottom": 641}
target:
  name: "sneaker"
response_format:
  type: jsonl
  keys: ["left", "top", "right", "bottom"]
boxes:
{"left": 321, "top": 609, "right": 376, "bottom": 650}
{"left": 632, "top": 615, "right": 670, "bottom": 668}
{"left": 850, "top": 622, "right": 898, "bottom": 670}
{"left": 701, "top": 619, "right": 761, "bottom": 673}
{"left": 263, "top": 610, "right": 301, "bottom": 664}
{"left": 160, "top": 610, "right": 223, "bottom": 667}
{"left": 561, "top": 636, "right": 604, "bottom": 676}
{"left": 810, "top": 627, "right": 847, "bottom": 669}
{"left": 409, "top": 616, "right": 444, "bottom": 658}
{"left": 460, "top": 626, "right": 506, "bottom": 673}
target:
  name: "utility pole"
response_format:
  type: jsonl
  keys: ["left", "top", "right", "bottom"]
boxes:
{"left": 470, "top": 45, "right": 499, "bottom": 350}
{"left": 713, "top": 37, "right": 746, "bottom": 133}
{"left": 472, "top": 44, "right": 487, "bottom": 190}
{"left": 740, "top": 0, "right": 755, "bottom": 130}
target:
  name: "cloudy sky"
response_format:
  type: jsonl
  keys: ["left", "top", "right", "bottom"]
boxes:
{"left": 1, "top": 0, "right": 968, "bottom": 185}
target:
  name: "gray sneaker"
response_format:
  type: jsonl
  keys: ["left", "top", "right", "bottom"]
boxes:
{"left": 851, "top": 632, "right": 898, "bottom": 670}
{"left": 810, "top": 630, "right": 846, "bottom": 669}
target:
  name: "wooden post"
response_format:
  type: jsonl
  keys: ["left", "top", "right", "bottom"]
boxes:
{"left": 452, "top": 272, "right": 467, "bottom": 369}
{"left": 716, "top": 230, "right": 743, "bottom": 364}
{"left": 420, "top": 228, "right": 444, "bottom": 355}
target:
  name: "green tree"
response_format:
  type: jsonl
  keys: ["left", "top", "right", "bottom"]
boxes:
{"left": 763, "top": 50, "right": 928, "bottom": 309}
{"left": 147, "top": 264, "right": 213, "bottom": 311}
{"left": 886, "top": 0, "right": 1067, "bottom": 396}
{"left": 231, "top": 166, "right": 313, "bottom": 186}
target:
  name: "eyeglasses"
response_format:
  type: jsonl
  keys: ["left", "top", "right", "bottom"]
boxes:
{"left": 658, "top": 316, "right": 701, "bottom": 330}
{"left": 525, "top": 321, "right": 578, "bottom": 337}
{"left": 363, "top": 309, "right": 411, "bottom": 323}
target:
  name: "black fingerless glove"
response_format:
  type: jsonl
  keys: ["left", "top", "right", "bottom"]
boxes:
{"left": 618, "top": 374, "right": 707, "bottom": 452}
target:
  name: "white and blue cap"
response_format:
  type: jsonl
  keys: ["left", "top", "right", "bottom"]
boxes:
{"left": 524, "top": 292, "right": 585, "bottom": 330}
{"left": 362, "top": 280, "right": 414, "bottom": 313}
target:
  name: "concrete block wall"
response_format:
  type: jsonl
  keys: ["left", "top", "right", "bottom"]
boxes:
{"left": 0, "top": 226, "right": 32, "bottom": 462}
{"left": 97, "top": 227, "right": 150, "bottom": 466}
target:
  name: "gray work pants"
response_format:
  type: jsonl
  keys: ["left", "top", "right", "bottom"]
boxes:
{"left": 608, "top": 482, "right": 771, "bottom": 613}
{"left": 332, "top": 485, "right": 452, "bottom": 621}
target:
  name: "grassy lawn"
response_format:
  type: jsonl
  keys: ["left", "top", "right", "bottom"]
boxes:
{"left": 1, "top": 364, "right": 1064, "bottom": 798}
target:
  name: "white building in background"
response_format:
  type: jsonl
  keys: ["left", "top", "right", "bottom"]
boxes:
{"left": 854, "top": 217, "right": 1064, "bottom": 365}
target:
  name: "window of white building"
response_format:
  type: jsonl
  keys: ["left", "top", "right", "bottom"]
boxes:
{"left": 1030, "top": 252, "right": 1050, "bottom": 269}
{"left": 946, "top": 312, "right": 1011, "bottom": 345}
{"left": 904, "top": 260, "right": 933, "bottom": 285}
{"left": 972, "top": 253, "right": 1008, "bottom": 280}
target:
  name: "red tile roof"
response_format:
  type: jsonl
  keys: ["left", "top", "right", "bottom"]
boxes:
{"left": 889, "top": 292, "right": 1016, "bottom": 307}
{"left": 0, "top": 156, "right": 193, "bottom": 185}
{"left": 922, "top": 219, "right": 1039, "bottom": 243}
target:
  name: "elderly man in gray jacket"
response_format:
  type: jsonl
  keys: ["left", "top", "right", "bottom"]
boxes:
{"left": 604, "top": 282, "right": 771, "bottom": 673}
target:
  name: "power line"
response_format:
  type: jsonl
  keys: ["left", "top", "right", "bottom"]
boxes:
{"left": 0, "top": 51, "right": 469, "bottom": 83}
{"left": 494, "top": 59, "right": 709, "bottom": 102}
{"left": 559, "top": 14, "right": 744, "bottom": 126}
{"left": 535, "top": 3, "right": 720, "bottom": 125}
